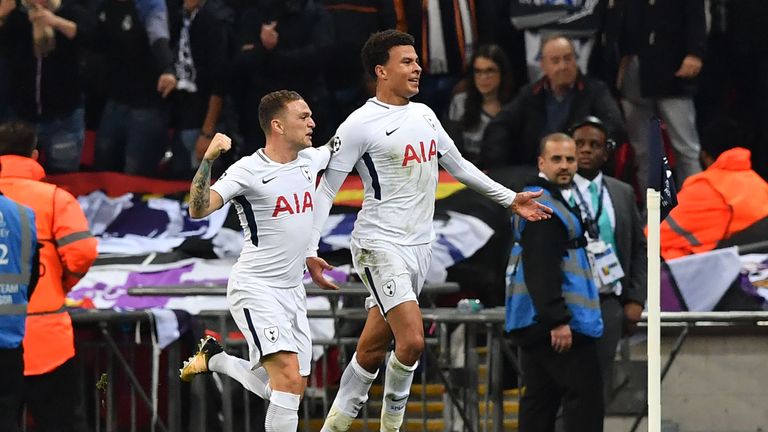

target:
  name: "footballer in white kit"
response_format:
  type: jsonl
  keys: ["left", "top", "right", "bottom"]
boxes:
{"left": 212, "top": 145, "right": 330, "bottom": 375}
{"left": 306, "top": 31, "right": 551, "bottom": 432}
{"left": 313, "top": 98, "right": 517, "bottom": 315}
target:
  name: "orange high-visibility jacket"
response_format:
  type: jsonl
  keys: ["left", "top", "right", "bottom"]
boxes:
{"left": 660, "top": 148, "right": 768, "bottom": 260}
{"left": 0, "top": 155, "right": 97, "bottom": 375}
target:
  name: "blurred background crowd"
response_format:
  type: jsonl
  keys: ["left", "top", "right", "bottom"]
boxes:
{"left": 1, "top": 0, "right": 766, "bottom": 189}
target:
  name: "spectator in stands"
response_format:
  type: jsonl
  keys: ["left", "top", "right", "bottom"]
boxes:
{"left": 0, "top": 42, "right": 9, "bottom": 121}
{"left": 588, "top": 0, "right": 626, "bottom": 96}
{"left": 167, "top": 0, "right": 232, "bottom": 178}
{"left": 619, "top": 0, "right": 706, "bottom": 192}
{"left": 0, "top": 192, "right": 38, "bottom": 432}
{"left": 505, "top": 132, "right": 603, "bottom": 432}
{"left": 0, "top": 0, "right": 95, "bottom": 173}
{"left": 481, "top": 35, "right": 624, "bottom": 170}
{"left": 660, "top": 118, "right": 768, "bottom": 260}
{"left": 93, "top": 0, "right": 177, "bottom": 176}
{"left": 445, "top": 44, "right": 515, "bottom": 166}
{"left": 0, "top": 120, "right": 97, "bottom": 432}
{"left": 322, "top": 0, "right": 395, "bottom": 126}
{"left": 508, "top": 0, "right": 604, "bottom": 81}
{"left": 569, "top": 116, "right": 646, "bottom": 408}
{"left": 394, "top": 1, "right": 480, "bottom": 118}
{"left": 699, "top": 0, "right": 768, "bottom": 181}
{"left": 233, "top": 0, "right": 333, "bottom": 156}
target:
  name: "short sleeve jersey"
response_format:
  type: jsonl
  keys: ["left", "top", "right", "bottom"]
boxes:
{"left": 211, "top": 146, "right": 330, "bottom": 288}
{"left": 329, "top": 98, "right": 457, "bottom": 245}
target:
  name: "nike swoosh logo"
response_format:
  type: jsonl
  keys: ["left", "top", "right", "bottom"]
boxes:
{"left": 262, "top": 177, "right": 276, "bottom": 184}
{"left": 390, "top": 395, "right": 409, "bottom": 402}
{"left": 385, "top": 128, "right": 400, "bottom": 136}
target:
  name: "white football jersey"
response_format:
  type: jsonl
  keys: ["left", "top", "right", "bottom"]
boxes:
{"left": 212, "top": 146, "right": 330, "bottom": 288}
{"left": 328, "top": 98, "right": 457, "bottom": 245}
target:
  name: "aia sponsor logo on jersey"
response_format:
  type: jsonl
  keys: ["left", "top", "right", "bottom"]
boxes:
{"left": 272, "top": 191, "right": 313, "bottom": 217}
{"left": 402, "top": 139, "right": 437, "bottom": 166}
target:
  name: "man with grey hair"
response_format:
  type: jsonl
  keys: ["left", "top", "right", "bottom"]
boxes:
{"left": 481, "top": 35, "right": 625, "bottom": 171}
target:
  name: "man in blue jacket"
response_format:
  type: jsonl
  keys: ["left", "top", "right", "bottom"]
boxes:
{"left": 506, "top": 132, "right": 604, "bottom": 432}
{"left": 0, "top": 190, "right": 39, "bottom": 432}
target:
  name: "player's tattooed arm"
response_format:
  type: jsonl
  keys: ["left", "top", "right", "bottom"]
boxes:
{"left": 190, "top": 160, "right": 213, "bottom": 216}
{"left": 189, "top": 133, "right": 229, "bottom": 218}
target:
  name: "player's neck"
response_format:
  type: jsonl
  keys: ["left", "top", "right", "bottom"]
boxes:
{"left": 263, "top": 143, "right": 299, "bottom": 164}
{"left": 375, "top": 88, "right": 410, "bottom": 106}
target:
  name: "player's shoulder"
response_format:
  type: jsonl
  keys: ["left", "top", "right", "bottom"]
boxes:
{"left": 298, "top": 146, "right": 328, "bottom": 163}
{"left": 408, "top": 101, "right": 441, "bottom": 124}
{"left": 344, "top": 99, "right": 385, "bottom": 123}
{"left": 409, "top": 101, "right": 436, "bottom": 115}
{"left": 335, "top": 102, "right": 382, "bottom": 140}
{"left": 226, "top": 152, "right": 268, "bottom": 176}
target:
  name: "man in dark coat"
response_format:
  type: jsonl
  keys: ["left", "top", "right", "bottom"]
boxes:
{"left": 481, "top": 35, "right": 625, "bottom": 170}
{"left": 570, "top": 116, "right": 646, "bottom": 409}
{"left": 619, "top": 0, "right": 706, "bottom": 192}
{"left": 233, "top": 0, "right": 333, "bottom": 155}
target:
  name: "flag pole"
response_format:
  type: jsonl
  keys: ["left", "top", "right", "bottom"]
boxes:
{"left": 646, "top": 188, "right": 661, "bottom": 432}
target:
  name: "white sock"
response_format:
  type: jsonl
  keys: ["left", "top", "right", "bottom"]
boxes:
{"left": 381, "top": 354, "right": 418, "bottom": 431}
{"left": 321, "top": 353, "right": 378, "bottom": 432}
{"left": 265, "top": 390, "right": 300, "bottom": 432}
{"left": 208, "top": 352, "right": 272, "bottom": 399}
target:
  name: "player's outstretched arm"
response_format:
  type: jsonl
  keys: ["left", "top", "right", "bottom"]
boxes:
{"left": 439, "top": 146, "right": 551, "bottom": 220}
{"left": 189, "top": 133, "right": 229, "bottom": 219}
{"left": 511, "top": 189, "right": 552, "bottom": 222}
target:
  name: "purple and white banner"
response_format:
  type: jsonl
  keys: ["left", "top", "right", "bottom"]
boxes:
{"left": 69, "top": 258, "right": 339, "bottom": 358}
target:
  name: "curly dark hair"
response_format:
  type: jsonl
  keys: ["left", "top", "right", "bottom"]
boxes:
{"left": 462, "top": 44, "right": 514, "bottom": 130}
{"left": 361, "top": 30, "right": 415, "bottom": 78}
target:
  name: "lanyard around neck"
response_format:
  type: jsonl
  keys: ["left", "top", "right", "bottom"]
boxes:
{"left": 572, "top": 179, "right": 605, "bottom": 225}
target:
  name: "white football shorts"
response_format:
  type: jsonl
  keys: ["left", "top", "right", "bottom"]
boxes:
{"left": 350, "top": 237, "right": 432, "bottom": 317}
{"left": 228, "top": 278, "right": 312, "bottom": 376}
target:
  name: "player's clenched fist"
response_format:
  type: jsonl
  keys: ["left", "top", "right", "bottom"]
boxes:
{"left": 204, "top": 133, "right": 231, "bottom": 161}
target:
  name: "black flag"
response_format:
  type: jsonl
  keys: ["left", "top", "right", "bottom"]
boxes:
{"left": 647, "top": 117, "right": 678, "bottom": 220}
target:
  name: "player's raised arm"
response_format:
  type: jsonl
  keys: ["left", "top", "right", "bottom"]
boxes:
{"left": 189, "top": 133, "right": 230, "bottom": 219}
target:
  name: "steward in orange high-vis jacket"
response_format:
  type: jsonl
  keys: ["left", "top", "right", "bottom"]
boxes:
{"left": 0, "top": 121, "right": 97, "bottom": 430}
{"left": 660, "top": 121, "right": 768, "bottom": 260}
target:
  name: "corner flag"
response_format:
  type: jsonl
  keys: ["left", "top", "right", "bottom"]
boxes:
{"left": 647, "top": 117, "right": 678, "bottom": 220}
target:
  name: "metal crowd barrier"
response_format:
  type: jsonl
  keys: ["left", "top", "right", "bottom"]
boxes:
{"left": 68, "top": 289, "right": 768, "bottom": 432}
{"left": 627, "top": 310, "right": 768, "bottom": 431}
{"left": 70, "top": 310, "right": 182, "bottom": 432}
{"left": 128, "top": 283, "right": 477, "bottom": 432}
